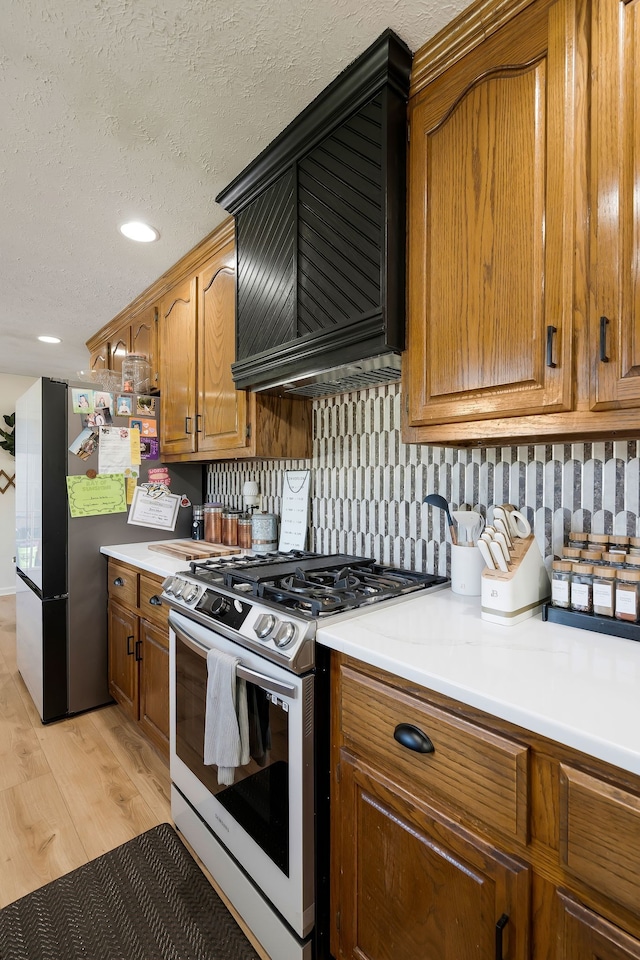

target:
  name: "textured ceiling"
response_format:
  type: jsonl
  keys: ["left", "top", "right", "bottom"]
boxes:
{"left": 0, "top": 0, "right": 470, "bottom": 380}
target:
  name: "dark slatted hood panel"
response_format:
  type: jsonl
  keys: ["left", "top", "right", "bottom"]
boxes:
{"left": 216, "top": 30, "right": 412, "bottom": 397}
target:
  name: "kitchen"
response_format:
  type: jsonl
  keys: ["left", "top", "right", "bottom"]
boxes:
{"left": 2, "top": 0, "right": 640, "bottom": 959}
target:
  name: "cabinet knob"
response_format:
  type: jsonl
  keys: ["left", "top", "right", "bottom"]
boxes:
{"left": 495, "top": 913, "right": 509, "bottom": 960}
{"left": 393, "top": 723, "right": 435, "bottom": 754}
{"left": 113, "top": 577, "right": 124, "bottom": 587}
{"left": 149, "top": 595, "right": 162, "bottom": 606}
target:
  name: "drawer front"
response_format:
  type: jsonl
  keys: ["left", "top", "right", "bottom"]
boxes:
{"left": 560, "top": 764, "right": 640, "bottom": 915}
{"left": 339, "top": 664, "right": 529, "bottom": 842}
{"left": 107, "top": 560, "right": 138, "bottom": 609}
{"left": 139, "top": 574, "right": 170, "bottom": 630}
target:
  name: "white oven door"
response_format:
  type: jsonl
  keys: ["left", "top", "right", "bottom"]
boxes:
{"left": 169, "top": 610, "right": 315, "bottom": 938}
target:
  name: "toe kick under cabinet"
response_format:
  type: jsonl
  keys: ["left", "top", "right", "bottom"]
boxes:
{"left": 330, "top": 654, "right": 640, "bottom": 960}
{"left": 107, "top": 559, "right": 170, "bottom": 759}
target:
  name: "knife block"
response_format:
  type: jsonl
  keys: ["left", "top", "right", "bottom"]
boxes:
{"left": 481, "top": 535, "right": 550, "bottom": 625}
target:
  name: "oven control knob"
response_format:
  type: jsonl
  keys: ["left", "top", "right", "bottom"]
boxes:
{"left": 209, "top": 596, "right": 230, "bottom": 615}
{"left": 274, "top": 621, "right": 297, "bottom": 648}
{"left": 254, "top": 613, "right": 276, "bottom": 640}
{"left": 172, "top": 579, "right": 186, "bottom": 598}
{"left": 162, "top": 576, "right": 175, "bottom": 595}
{"left": 183, "top": 584, "right": 200, "bottom": 604}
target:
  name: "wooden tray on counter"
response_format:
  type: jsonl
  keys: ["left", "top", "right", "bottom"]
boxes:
{"left": 147, "top": 540, "right": 237, "bottom": 560}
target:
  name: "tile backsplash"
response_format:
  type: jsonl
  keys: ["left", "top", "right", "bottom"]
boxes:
{"left": 206, "top": 383, "right": 640, "bottom": 577}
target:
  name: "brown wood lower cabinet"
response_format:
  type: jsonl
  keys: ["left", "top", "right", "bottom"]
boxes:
{"left": 335, "top": 751, "right": 529, "bottom": 960}
{"left": 331, "top": 654, "right": 640, "bottom": 960}
{"left": 107, "top": 560, "right": 170, "bottom": 758}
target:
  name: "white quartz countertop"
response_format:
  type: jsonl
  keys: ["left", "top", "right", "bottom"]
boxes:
{"left": 317, "top": 587, "right": 640, "bottom": 777}
{"left": 100, "top": 540, "right": 234, "bottom": 578}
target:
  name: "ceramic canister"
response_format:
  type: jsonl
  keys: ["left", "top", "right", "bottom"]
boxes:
{"left": 251, "top": 513, "right": 278, "bottom": 553}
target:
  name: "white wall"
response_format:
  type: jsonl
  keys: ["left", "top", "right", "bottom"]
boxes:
{"left": 0, "top": 374, "right": 36, "bottom": 594}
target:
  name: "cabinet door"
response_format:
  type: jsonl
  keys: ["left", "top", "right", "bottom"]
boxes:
{"left": 138, "top": 619, "right": 169, "bottom": 759}
{"left": 89, "top": 344, "right": 109, "bottom": 372}
{"left": 158, "top": 276, "right": 197, "bottom": 456}
{"left": 557, "top": 891, "right": 640, "bottom": 959}
{"left": 332, "top": 752, "right": 529, "bottom": 960}
{"left": 197, "top": 240, "right": 249, "bottom": 454}
{"left": 107, "top": 601, "right": 138, "bottom": 720}
{"left": 131, "top": 303, "right": 158, "bottom": 391}
{"left": 589, "top": 0, "right": 640, "bottom": 409}
{"left": 109, "top": 324, "right": 131, "bottom": 375}
{"left": 406, "top": 0, "right": 576, "bottom": 426}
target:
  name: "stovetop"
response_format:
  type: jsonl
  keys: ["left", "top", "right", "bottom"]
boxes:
{"left": 163, "top": 551, "right": 449, "bottom": 673}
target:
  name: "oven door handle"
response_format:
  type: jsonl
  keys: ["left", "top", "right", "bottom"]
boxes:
{"left": 173, "top": 620, "right": 298, "bottom": 700}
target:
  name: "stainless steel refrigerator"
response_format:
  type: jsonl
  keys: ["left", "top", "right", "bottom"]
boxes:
{"left": 15, "top": 377, "right": 203, "bottom": 723}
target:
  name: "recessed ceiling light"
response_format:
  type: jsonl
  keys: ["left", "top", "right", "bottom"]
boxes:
{"left": 38, "top": 335, "right": 62, "bottom": 344}
{"left": 119, "top": 221, "right": 160, "bottom": 242}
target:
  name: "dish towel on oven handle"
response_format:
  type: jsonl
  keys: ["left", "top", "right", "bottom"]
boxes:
{"left": 203, "top": 647, "right": 250, "bottom": 785}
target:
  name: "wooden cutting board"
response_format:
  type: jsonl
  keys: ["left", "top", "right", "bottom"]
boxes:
{"left": 148, "top": 540, "right": 237, "bottom": 560}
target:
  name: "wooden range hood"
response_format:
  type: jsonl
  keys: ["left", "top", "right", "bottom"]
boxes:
{"left": 215, "top": 30, "right": 412, "bottom": 398}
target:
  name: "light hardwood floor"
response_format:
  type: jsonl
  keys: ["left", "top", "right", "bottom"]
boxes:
{"left": 0, "top": 595, "right": 269, "bottom": 958}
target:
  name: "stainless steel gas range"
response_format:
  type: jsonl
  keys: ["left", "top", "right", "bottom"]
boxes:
{"left": 163, "top": 551, "right": 448, "bottom": 960}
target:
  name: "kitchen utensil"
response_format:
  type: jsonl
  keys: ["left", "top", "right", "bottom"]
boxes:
{"left": 493, "top": 530, "right": 513, "bottom": 558}
{"left": 452, "top": 510, "right": 484, "bottom": 546}
{"left": 501, "top": 504, "right": 532, "bottom": 538}
{"left": 147, "top": 541, "right": 236, "bottom": 560}
{"left": 423, "top": 494, "right": 457, "bottom": 544}
{"left": 489, "top": 539, "right": 510, "bottom": 573}
{"left": 492, "top": 509, "right": 514, "bottom": 547}
{"left": 477, "top": 538, "right": 496, "bottom": 570}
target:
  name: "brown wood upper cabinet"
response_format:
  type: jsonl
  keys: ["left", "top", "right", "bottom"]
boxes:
{"left": 589, "top": 0, "right": 640, "bottom": 411}
{"left": 406, "top": 0, "right": 576, "bottom": 432}
{"left": 404, "top": 0, "right": 640, "bottom": 444}
{"left": 158, "top": 221, "right": 312, "bottom": 462}
{"left": 86, "top": 301, "right": 158, "bottom": 389}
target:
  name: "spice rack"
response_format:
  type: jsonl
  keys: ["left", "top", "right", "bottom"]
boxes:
{"left": 542, "top": 603, "right": 640, "bottom": 642}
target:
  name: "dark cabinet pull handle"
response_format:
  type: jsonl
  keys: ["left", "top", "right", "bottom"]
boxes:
{"left": 495, "top": 913, "right": 509, "bottom": 960}
{"left": 113, "top": 577, "right": 124, "bottom": 587}
{"left": 185, "top": 416, "right": 192, "bottom": 435}
{"left": 393, "top": 723, "right": 435, "bottom": 754}
{"left": 135, "top": 639, "right": 142, "bottom": 662}
{"left": 149, "top": 595, "right": 162, "bottom": 606}
{"left": 196, "top": 414, "right": 202, "bottom": 433}
{"left": 546, "top": 325, "right": 557, "bottom": 368}
{"left": 600, "top": 315, "right": 610, "bottom": 362}
{"left": 126, "top": 635, "right": 134, "bottom": 656}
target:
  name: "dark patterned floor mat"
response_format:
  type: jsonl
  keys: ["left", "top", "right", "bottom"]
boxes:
{"left": 0, "top": 822, "right": 261, "bottom": 960}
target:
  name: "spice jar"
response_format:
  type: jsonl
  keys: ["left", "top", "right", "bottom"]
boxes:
{"left": 615, "top": 569, "right": 640, "bottom": 623}
{"left": 608, "top": 535, "right": 630, "bottom": 554}
{"left": 121, "top": 354, "right": 151, "bottom": 393}
{"left": 570, "top": 563, "right": 593, "bottom": 613}
{"left": 222, "top": 510, "right": 241, "bottom": 546}
{"left": 624, "top": 555, "right": 640, "bottom": 569}
{"left": 551, "top": 561, "right": 572, "bottom": 609}
{"left": 587, "top": 533, "right": 610, "bottom": 550}
{"left": 580, "top": 549, "right": 603, "bottom": 564}
{"left": 628, "top": 537, "right": 640, "bottom": 556}
{"left": 561, "top": 547, "right": 583, "bottom": 561}
{"left": 567, "top": 532, "right": 589, "bottom": 549}
{"left": 601, "top": 552, "right": 626, "bottom": 568}
{"left": 592, "top": 566, "right": 616, "bottom": 617}
{"left": 203, "top": 502, "right": 223, "bottom": 543}
{"left": 237, "top": 515, "right": 253, "bottom": 550}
